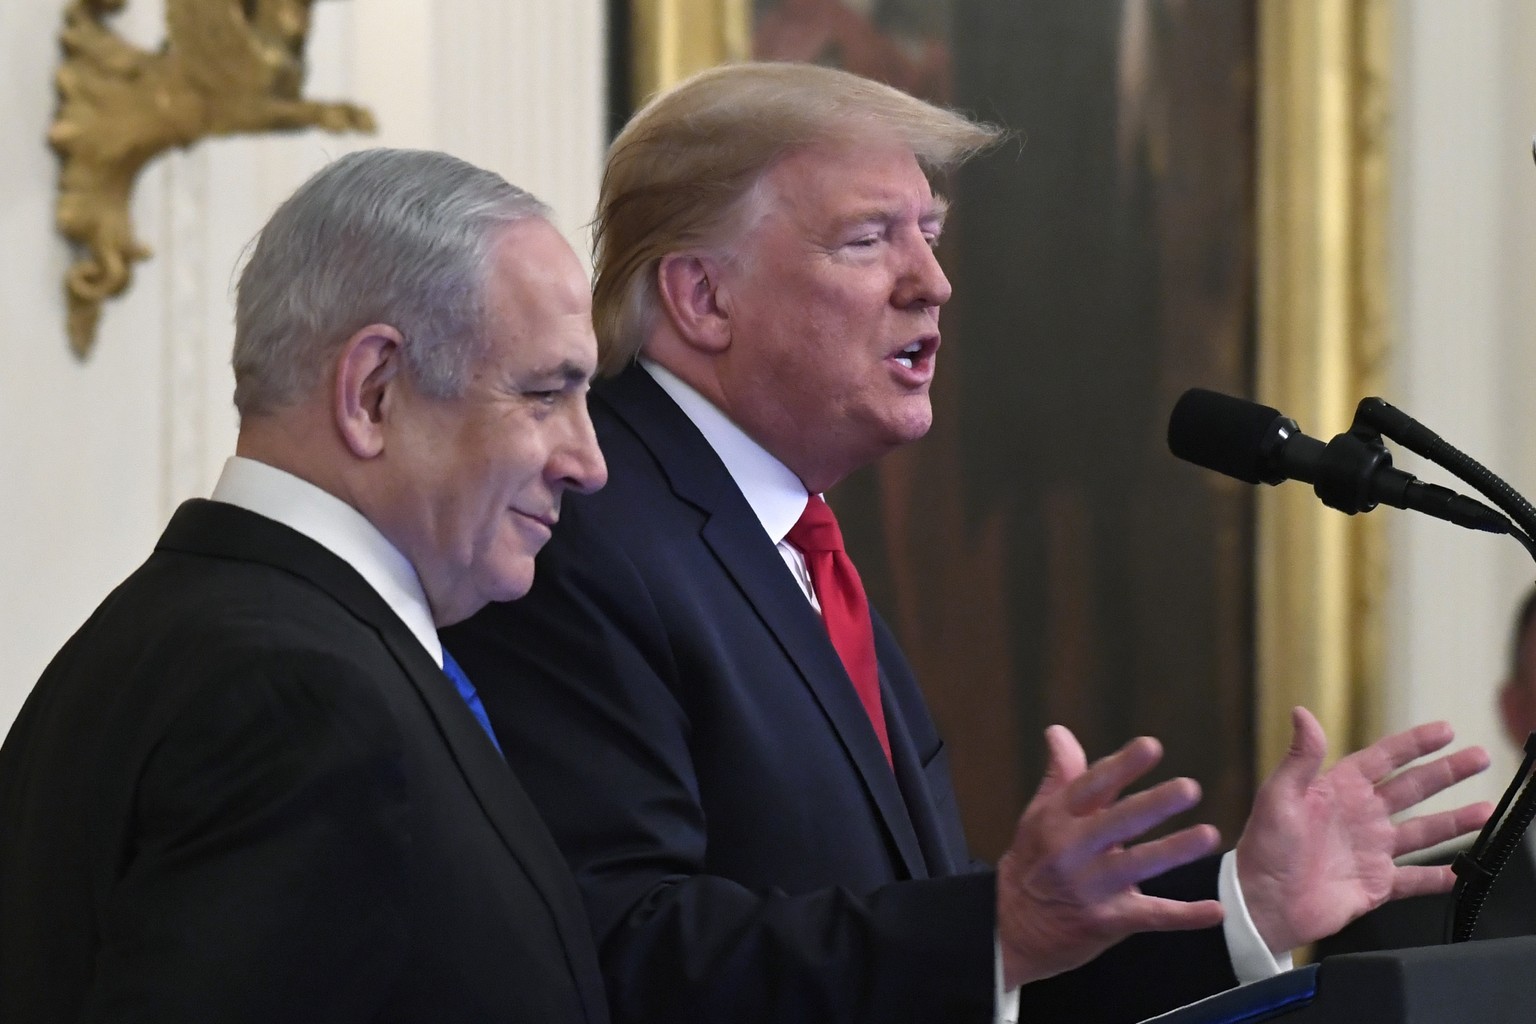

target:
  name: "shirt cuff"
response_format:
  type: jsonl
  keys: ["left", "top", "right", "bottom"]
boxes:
{"left": 994, "top": 935, "right": 1020, "bottom": 1024}
{"left": 1219, "top": 849, "right": 1294, "bottom": 983}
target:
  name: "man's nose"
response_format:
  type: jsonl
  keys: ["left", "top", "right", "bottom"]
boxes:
{"left": 552, "top": 403, "right": 608, "bottom": 495}
{"left": 895, "top": 237, "right": 952, "bottom": 309}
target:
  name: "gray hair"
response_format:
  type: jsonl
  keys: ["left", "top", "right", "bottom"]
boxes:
{"left": 233, "top": 148, "right": 550, "bottom": 416}
{"left": 593, "top": 62, "right": 1002, "bottom": 375}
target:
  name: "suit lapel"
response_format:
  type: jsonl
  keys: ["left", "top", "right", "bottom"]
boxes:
{"left": 879, "top": 661, "right": 958, "bottom": 878}
{"left": 598, "top": 368, "right": 929, "bottom": 880}
{"left": 159, "top": 501, "right": 607, "bottom": 1022}
{"left": 370, "top": 628, "right": 608, "bottom": 1023}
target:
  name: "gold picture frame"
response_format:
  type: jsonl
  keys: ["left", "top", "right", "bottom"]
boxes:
{"left": 1255, "top": 0, "right": 1389, "bottom": 773}
{"left": 628, "top": 0, "right": 751, "bottom": 106}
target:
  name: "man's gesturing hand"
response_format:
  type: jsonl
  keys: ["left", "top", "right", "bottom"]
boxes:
{"left": 1235, "top": 707, "right": 1492, "bottom": 956}
{"left": 997, "top": 725, "right": 1224, "bottom": 990}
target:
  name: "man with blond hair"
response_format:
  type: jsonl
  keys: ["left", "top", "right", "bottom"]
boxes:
{"left": 447, "top": 63, "right": 1488, "bottom": 1023}
{"left": 0, "top": 148, "right": 610, "bottom": 1022}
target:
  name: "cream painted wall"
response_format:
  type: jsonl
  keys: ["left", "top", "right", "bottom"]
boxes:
{"left": 0, "top": 0, "right": 605, "bottom": 729}
{"left": 1384, "top": 0, "right": 1536, "bottom": 815}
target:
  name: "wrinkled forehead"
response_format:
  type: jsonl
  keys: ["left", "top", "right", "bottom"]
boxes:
{"left": 746, "top": 139, "right": 944, "bottom": 226}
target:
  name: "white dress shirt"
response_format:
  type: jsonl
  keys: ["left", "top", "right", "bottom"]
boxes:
{"left": 642, "top": 361, "right": 819, "bottom": 602}
{"left": 642, "top": 361, "right": 1289, "bottom": 1021}
{"left": 209, "top": 455, "right": 445, "bottom": 667}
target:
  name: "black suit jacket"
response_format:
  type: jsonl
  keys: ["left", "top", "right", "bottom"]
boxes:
{"left": 445, "top": 365, "right": 1236, "bottom": 1024}
{"left": 1314, "top": 842, "right": 1536, "bottom": 957}
{"left": 0, "top": 500, "right": 608, "bottom": 1024}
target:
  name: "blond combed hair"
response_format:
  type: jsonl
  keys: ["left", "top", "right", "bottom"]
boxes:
{"left": 592, "top": 61, "right": 1003, "bottom": 375}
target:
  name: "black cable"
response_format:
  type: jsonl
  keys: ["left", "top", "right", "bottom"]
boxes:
{"left": 1351, "top": 398, "right": 1536, "bottom": 942}
{"left": 1450, "top": 734, "right": 1536, "bottom": 941}
{"left": 1356, "top": 397, "right": 1536, "bottom": 544}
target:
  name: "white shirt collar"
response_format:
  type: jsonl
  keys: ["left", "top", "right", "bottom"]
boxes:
{"left": 210, "top": 455, "right": 443, "bottom": 666}
{"left": 641, "top": 360, "right": 811, "bottom": 544}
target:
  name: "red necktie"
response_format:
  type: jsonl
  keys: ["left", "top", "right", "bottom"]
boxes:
{"left": 786, "top": 494, "right": 892, "bottom": 766}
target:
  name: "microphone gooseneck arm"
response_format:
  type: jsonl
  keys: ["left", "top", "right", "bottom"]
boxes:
{"left": 1167, "top": 387, "right": 1536, "bottom": 943}
{"left": 1447, "top": 732, "right": 1536, "bottom": 943}
{"left": 1354, "top": 397, "right": 1536, "bottom": 562}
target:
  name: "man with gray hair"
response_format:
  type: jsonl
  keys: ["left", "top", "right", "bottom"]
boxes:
{"left": 446, "top": 62, "right": 1490, "bottom": 1023}
{"left": 0, "top": 148, "right": 609, "bottom": 1022}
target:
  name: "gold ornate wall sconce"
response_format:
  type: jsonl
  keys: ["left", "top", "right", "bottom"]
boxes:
{"left": 50, "top": 0, "right": 376, "bottom": 357}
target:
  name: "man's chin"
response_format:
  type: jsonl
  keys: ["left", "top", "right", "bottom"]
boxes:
{"left": 440, "top": 566, "right": 536, "bottom": 625}
{"left": 492, "top": 570, "right": 537, "bottom": 605}
{"left": 852, "top": 407, "right": 933, "bottom": 461}
{"left": 887, "top": 405, "right": 935, "bottom": 447}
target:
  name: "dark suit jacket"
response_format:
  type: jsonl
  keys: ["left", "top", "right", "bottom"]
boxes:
{"left": 445, "top": 365, "right": 1237, "bottom": 1024}
{"left": 0, "top": 500, "right": 608, "bottom": 1024}
{"left": 1314, "top": 842, "right": 1536, "bottom": 957}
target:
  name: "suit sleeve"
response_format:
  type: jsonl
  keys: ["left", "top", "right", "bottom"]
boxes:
{"left": 448, "top": 508, "right": 1237, "bottom": 1024}
{"left": 80, "top": 649, "right": 413, "bottom": 1023}
{"left": 1312, "top": 893, "right": 1453, "bottom": 958}
{"left": 446, "top": 526, "right": 997, "bottom": 1024}
{"left": 1015, "top": 856, "right": 1238, "bottom": 1021}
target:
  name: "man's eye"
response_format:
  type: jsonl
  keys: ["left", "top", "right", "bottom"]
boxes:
{"left": 847, "top": 235, "right": 880, "bottom": 248}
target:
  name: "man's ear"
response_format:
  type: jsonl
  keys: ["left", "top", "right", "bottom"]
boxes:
{"left": 656, "top": 252, "right": 732, "bottom": 354}
{"left": 334, "top": 324, "right": 405, "bottom": 459}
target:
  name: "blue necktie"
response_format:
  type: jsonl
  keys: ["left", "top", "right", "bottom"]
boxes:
{"left": 441, "top": 650, "right": 503, "bottom": 756}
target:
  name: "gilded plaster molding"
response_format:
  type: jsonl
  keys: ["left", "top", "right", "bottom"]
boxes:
{"left": 49, "top": 0, "right": 375, "bottom": 357}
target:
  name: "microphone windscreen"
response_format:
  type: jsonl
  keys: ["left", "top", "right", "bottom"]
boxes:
{"left": 1167, "top": 388, "right": 1283, "bottom": 485}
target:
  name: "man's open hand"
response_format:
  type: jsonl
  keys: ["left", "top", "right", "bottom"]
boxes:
{"left": 1235, "top": 707, "right": 1492, "bottom": 955}
{"left": 997, "top": 725, "right": 1224, "bottom": 989}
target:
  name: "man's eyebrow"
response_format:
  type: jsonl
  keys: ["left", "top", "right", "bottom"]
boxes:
{"left": 838, "top": 195, "right": 951, "bottom": 231}
{"left": 520, "top": 360, "right": 594, "bottom": 387}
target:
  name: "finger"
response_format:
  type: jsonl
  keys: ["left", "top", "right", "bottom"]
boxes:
{"left": 1375, "top": 745, "right": 1491, "bottom": 813}
{"left": 1089, "top": 823, "right": 1223, "bottom": 894}
{"left": 1065, "top": 735, "right": 1163, "bottom": 815}
{"left": 1264, "top": 706, "right": 1327, "bottom": 796}
{"left": 1085, "top": 776, "right": 1205, "bottom": 854}
{"left": 1035, "top": 725, "right": 1089, "bottom": 800}
{"left": 1114, "top": 894, "right": 1226, "bottom": 935}
{"left": 1389, "top": 863, "right": 1458, "bottom": 900}
{"left": 1392, "top": 800, "right": 1494, "bottom": 857}
{"left": 1099, "top": 822, "right": 1216, "bottom": 890}
{"left": 1341, "top": 719, "right": 1455, "bottom": 785}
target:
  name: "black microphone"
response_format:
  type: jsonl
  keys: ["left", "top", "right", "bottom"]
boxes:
{"left": 1167, "top": 388, "right": 1511, "bottom": 534}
